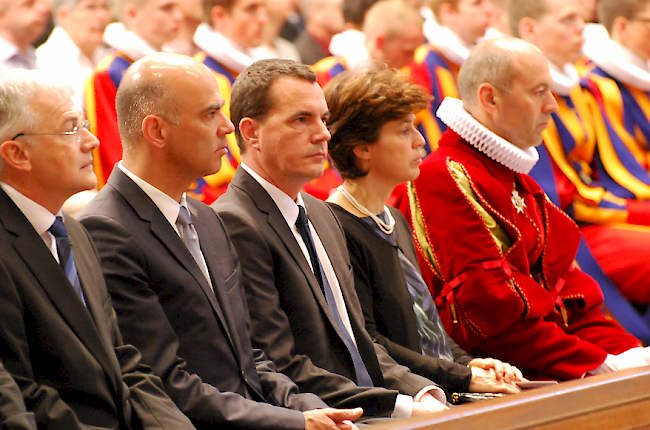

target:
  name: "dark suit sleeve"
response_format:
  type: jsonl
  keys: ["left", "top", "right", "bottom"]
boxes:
{"left": 0, "top": 260, "right": 91, "bottom": 430}
{"left": 0, "top": 362, "right": 36, "bottom": 430}
{"left": 81, "top": 215, "right": 309, "bottom": 430}
{"left": 73, "top": 220, "right": 196, "bottom": 430}
{"left": 217, "top": 209, "right": 400, "bottom": 418}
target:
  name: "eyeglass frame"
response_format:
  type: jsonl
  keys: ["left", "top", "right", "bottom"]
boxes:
{"left": 11, "top": 120, "right": 91, "bottom": 142}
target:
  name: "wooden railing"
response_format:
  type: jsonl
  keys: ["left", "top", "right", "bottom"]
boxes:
{"left": 369, "top": 366, "right": 650, "bottom": 430}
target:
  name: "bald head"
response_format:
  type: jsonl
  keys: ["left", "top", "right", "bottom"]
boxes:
{"left": 458, "top": 37, "right": 557, "bottom": 149}
{"left": 458, "top": 37, "right": 523, "bottom": 109}
{"left": 116, "top": 52, "right": 210, "bottom": 151}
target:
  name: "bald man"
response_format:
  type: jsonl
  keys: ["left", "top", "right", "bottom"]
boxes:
{"left": 397, "top": 37, "right": 650, "bottom": 381}
{"left": 510, "top": 0, "right": 650, "bottom": 313}
{"left": 80, "top": 52, "right": 363, "bottom": 430}
{"left": 85, "top": 0, "right": 183, "bottom": 188}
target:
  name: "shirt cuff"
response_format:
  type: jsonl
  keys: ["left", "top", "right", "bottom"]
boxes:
{"left": 391, "top": 386, "right": 446, "bottom": 418}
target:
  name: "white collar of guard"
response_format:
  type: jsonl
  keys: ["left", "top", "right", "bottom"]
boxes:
{"left": 550, "top": 61, "right": 580, "bottom": 96}
{"left": 437, "top": 97, "right": 539, "bottom": 174}
{"left": 193, "top": 23, "right": 254, "bottom": 73}
{"left": 425, "top": 26, "right": 471, "bottom": 67}
{"left": 584, "top": 37, "right": 650, "bottom": 91}
{"left": 103, "top": 22, "right": 156, "bottom": 61}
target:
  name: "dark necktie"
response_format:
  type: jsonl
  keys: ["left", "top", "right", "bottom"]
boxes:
{"left": 295, "top": 206, "right": 374, "bottom": 387}
{"left": 177, "top": 206, "right": 211, "bottom": 285}
{"left": 48, "top": 217, "right": 86, "bottom": 304}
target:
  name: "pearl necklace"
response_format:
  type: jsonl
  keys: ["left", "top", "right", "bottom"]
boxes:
{"left": 337, "top": 185, "right": 396, "bottom": 235}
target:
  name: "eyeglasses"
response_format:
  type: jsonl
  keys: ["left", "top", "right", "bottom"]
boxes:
{"left": 633, "top": 16, "right": 650, "bottom": 24}
{"left": 12, "top": 120, "right": 91, "bottom": 142}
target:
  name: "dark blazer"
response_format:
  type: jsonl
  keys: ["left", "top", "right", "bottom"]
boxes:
{"left": 329, "top": 204, "right": 474, "bottom": 397}
{"left": 0, "top": 362, "right": 36, "bottom": 430}
{"left": 79, "top": 168, "right": 325, "bottom": 430}
{"left": 213, "top": 168, "right": 438, "bottom": 417}
{"left": 0, "top": 188, "right": 194, "bottom": 430}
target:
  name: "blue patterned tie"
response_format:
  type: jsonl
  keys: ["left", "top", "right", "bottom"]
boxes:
{"left": 296, "top": 206, "right": 374, "bottom": 387}
{"left": 48, "top": 217, "right": 86, "bottom": 305}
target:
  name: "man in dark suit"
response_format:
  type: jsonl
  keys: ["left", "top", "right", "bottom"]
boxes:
{"left": 0, "top": 362, "right": 35, "bottom": 430}
{"left": 80, "top": 52, "right": 364, "bottom": 430}
{"left": 0, "top": 70, "right": 196, "bottom": 430}
{"left": 213, "top": 58, "right": 448, "bottom": 418}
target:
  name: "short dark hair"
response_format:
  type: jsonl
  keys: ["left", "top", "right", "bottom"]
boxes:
{"left": 201, "top": 0, "right": 234, "bottom": 24}
{"left": 507, "top": 0, "right": 549, "bottom": 37}
{"left": 324, "top": 68, "right": 430, "bottom": 180}
{"left": 343, "top": 0, "right": 378, "bottom": 27}
{"left": 230, "top": 59, "right": 316, "bottom": 153}
{"left": 599, "top": 0, "right": 650, "bottom": 33}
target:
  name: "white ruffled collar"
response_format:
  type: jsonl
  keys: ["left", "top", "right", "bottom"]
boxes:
{"left": 437, "top": 97, "right": 539, "bottom": 174}
{"left": 584, "top": 37, "right": 650, "bottom": 91}
{"left": 550, "top": 61, "right": 580, "bottom": 96}
{"left": 103, "top": 22, "right": 156, "bottom": 61}
{"left": 193, "top": 23, "right": 254, "bottom": 73}
{"left": 328, "top": 29, "right": 369, "bottom": 70}
{"left": 424, "top": 25, "right": 471, "bottom": 67}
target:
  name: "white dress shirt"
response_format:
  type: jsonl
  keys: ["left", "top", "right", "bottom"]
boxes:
{"left": 240, "top": 163, "right": 444, "bottom": 416}
{"left": 118, "top": 162, "right": 213, "bottom": 289}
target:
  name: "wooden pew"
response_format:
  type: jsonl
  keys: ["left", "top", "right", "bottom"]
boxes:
{"left": 369, "top": 366, "right": 650, "bottom": 430}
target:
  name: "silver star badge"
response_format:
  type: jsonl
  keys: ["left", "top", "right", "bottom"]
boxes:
{"left": 511, "top": 190, "right": 526, "bottom": 214}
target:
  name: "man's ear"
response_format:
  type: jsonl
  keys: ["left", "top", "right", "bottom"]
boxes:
{"left": 239, "top": 117, "right": 260, "bottom": 151}
{"left": 477, "top": 82, "right": 500, "bottom": 116}
{"left": 141, "top": 115, "right": 166, "bottom": 149}
{"left": 611, "top": 16, "right": 629, "bottom": 41}
{"left": 210, "top": 5, "right": 226, "bottom": 28}
{"left": 55, "top": 6, "right": 70, "bottom": 26}
{"left": 123, "top": 3, "right": 137, "bottom": 22}
{"left": 518, "top": 17, "right": 537, "bottom": 40}
{"left": 0, "top": 140, "right": 32, "bottom": 172}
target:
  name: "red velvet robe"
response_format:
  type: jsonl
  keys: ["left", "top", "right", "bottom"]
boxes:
{"left": 397, "top": 129, "right": 641, "bottom": 380}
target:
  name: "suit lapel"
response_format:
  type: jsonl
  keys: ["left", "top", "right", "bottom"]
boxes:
{"left": 0, "top": 190, "right": 120, "bottom": 388}
{"left": 231, "top": 170, "right": 343, "bottom": 340}
{"left": 65, "top": 214, "right": 124, "bottom": 398}
{"left": 189, "top": 203, "right": 241, "bottom": 358}
{"left": 108, "top": 170, "right": 240, "bottom": 358}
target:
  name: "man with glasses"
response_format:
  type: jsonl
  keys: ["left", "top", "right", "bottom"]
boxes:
{"left": 580, "top": 0, "right": 650, "bottom": 306}
{"left": 0, "top": 70, "right": 196, "bottom": 429}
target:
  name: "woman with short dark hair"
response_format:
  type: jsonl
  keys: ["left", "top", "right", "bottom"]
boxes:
{"left": 325, "top": 68, "right": 524, "bottom": 399}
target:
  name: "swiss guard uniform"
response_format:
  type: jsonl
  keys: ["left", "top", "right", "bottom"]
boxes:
{"left": 405, "top": 26, "right": 465, "bottom": 155}
{"left": 397, "top": 97, "right": 642, "bottom": 380}
{"left": 528, "top": 61, "right": 650, "bottom": 306}
{"left": 579, "top": 38, "right": 650, "bottom": 304}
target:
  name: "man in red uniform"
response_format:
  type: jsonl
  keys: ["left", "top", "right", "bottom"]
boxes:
{"left": 397, "top": 37, "right": 650, "bottom": 381}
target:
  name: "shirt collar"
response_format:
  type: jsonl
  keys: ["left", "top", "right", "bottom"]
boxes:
{"left": 37, "top": 27, "right": 88, "bottom": 64}
{"left": 240, "top": 162, "right": 305, "bottom": 227}
{"left": 0, "top": 182, "right": 57, "bottom": 235}
{"left": 118, "top": 162, "right": 187, "bottom": 228}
